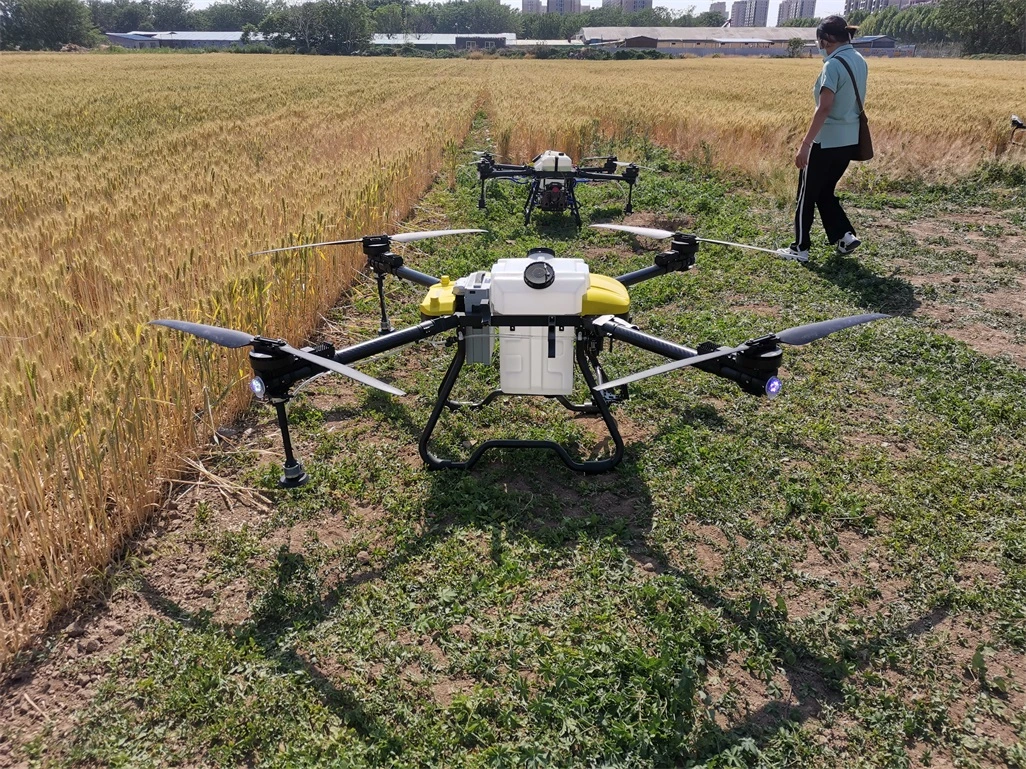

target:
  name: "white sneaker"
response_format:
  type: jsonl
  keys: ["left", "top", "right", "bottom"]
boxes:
{"left": 836, "top": 232, "right": 861, "bottom": 255}
{"left": 775, "top": 246, "right": 809, "bottom": 263}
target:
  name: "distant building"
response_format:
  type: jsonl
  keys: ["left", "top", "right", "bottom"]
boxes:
{"left": 118, "top": 30, "right": 263, "bottom": 48}
{"left": 710, "top": 1, "right": 727, "bottom": 14}
{"left": 579, "top": 25, "right": 818, "bottom": 53}
{"left": 523, "top": 0, "right": 545, "bottom": 13}
{"left": 852, "top": 34, "right": 897, "bottom": 50}
{"left": 600, "top": 0, "right": 652, "bottom": 9}
{"left": 743, "top": 0, "right": 768, "bottom": 26}
{"left": 777, "top": 0, "right": 816, "bottom": 24}
{"left": 372, "top": 33, "right": 516, "bottom": 49}
{"left": 510, "top": 38, "right": 585, "bottom": 47}
{"left": 730, "top": 0, "right": 747, "bottom": 25}
{"left": 844, "top": 0, "right": 896, "bottom": 13}
{"left": 547, "top": 0, "right": 581, "bottom": 13}
{"left": 104, "top": 32, "right": 159, "bottom": 48}
{"left": 729, "top": 0, "right": 767, "bottom": 26}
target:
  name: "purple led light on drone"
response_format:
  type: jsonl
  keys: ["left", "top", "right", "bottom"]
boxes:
{"left": 765, "top": 377, "right": 782, "bottom": 399}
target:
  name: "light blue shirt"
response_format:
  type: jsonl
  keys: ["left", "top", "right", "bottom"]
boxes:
{"left": 813, "top": 44, "right": 868, "bottom": 149}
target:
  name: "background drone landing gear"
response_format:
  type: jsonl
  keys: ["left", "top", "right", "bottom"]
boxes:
{"left": 420, "top": 335, "right": 625, "bottom": 473}
{"left": 567, "top": 182, "right": 583, "bottom": 227}
{"left": 272, "top": 398, "right": 309, "bottom": 487}
{"left": 523, "top": 179, "right": 538, "bottom": 226}
{"left": 375, "top": 271, "right": 394, "bottom": 336}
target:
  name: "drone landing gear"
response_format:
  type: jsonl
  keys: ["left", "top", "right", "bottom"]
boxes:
{"left": 420, "top": 335, "right": 624, "bottom": 473}
{"left": 446, "top": 392, "right": 599, "bottom": 415}
{"left": 375, "top": 271, "right": 394, "bottom": 336}
{"left": 568, "top": 185, "right": 583, "bottom": 227}
{"left": 272, "top": 397, "right": 309, "bottom": 487}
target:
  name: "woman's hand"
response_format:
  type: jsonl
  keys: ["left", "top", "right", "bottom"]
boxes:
{"left": 795, "top": 142, "right": 812, "bottom": 169}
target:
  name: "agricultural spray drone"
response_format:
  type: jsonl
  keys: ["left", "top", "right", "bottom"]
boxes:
{"left": 151, "top": 226, "right": 889, "bottom": 484}
{"left": 474, "top": 150, "right": 650, "bottom": 226}
{"left": 1012, "top": 114, "right": 1025, "bottom": 148}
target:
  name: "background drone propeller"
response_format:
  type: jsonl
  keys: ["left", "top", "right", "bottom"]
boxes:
{"left": 591, "top": 223, "right": 783, "bottom": 256}
{"left": 149, "top": 319, "right": 405, "bottom": 396}
{"left": 248, "top": 228, "right": 487, "bottom": 257}
{"left": 594, "top": 313, "right": 890, "bottom": 391}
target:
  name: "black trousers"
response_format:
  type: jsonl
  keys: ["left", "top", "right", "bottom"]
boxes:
{"left": 792, "top": 143, "right": 857, "bottom": 252}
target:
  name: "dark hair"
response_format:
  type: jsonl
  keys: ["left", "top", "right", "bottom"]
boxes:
{"left": 817, "top": 15, "right": 858, "bottom": 44}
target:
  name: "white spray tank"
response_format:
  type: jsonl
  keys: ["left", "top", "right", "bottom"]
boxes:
{"left": 533, "top": 150, "right": 573, "bottom": 185}
{"left": 489, "top": 248, "right": 590, "bottom": 396}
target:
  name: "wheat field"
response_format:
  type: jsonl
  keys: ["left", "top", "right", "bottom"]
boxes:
{"left": 0, "top": 53, "right": 1022, "bottom": 664}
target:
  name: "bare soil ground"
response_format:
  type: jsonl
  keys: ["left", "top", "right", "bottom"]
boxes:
{"left": 856, "top": 202, "right": 1026, "bottom": 367}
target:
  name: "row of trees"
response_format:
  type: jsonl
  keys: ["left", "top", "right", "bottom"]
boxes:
{"left": 856, "top": 0, "right": 1025, "bottom": 54}
{"left": 85, "top": 0, "right": 269, "bottom": 33}
{"left": 2, "top": 0, "right": 1024, "bottom": 55}
{"left": 0, "top": 0, "right": 730, "bottom": 51}
{"left": 1, "top": 0, "right": 726, "bottom": 39}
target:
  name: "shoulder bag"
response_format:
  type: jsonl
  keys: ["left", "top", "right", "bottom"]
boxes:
{"left": 836, "top": 56, "right": 874, "bottom": 162}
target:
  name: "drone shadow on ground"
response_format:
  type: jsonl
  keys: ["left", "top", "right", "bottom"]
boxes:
{"left": 94, "top": 388, "right": 945, "bottom": 763}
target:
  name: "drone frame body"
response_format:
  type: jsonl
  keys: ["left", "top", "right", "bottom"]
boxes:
{"left": 154, "top": 230, "right": 887, "bottom": 484}
{"left": 475, "top": 152, "right": 641, "bottom": 226}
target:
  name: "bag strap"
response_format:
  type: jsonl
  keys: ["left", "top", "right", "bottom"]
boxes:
{"left": 835, "top": 55, "right": 865, "bottom": 116}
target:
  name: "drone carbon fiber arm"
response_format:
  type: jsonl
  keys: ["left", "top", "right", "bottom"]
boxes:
{"left": 573, "top": 169, "right": 636, "bottom": 183}
{"left": 489, "top": 163, "right": 535, "bottom": 173}
{"left": 392, "top": 265, "right": 440, "bottom": 288}
{"left": 573, "top": 167, "right": 638, "bottom": 212}
{"left": 588, "top": 316, "right": 699, "bottom": 362}
{"left": 333, "top": 315, "right": 463, "bottom": 367}
{"left": 478, "top": 167, "right": 534, "bottom": 181}
{"left": 587, "top": 315, "right": 779, "bottom": 397}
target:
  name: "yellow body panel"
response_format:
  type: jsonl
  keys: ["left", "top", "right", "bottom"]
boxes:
{"left": 419, "top": 276, "right": 456, "bottom": 317}
{"left": 583, "top": 274, "right": 631, "bottom": 315}
{"left": 419, "top": 273, "right": 630, "bottom": 317}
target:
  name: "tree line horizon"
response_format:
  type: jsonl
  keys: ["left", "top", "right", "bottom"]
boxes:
{"left": 1, "top": 0, "right": 1023, "bottom": 60}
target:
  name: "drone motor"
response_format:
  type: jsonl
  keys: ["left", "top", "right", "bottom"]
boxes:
{"left": 696, "top": 340, "right": 783, "bottom": 398}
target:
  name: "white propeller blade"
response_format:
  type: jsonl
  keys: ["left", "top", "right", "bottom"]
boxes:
{"left": 591, "top": 224, "right": 785, "bottom": 256}
{"left": 249, "top": 229, "right": 486, "bottom": 257}
{"left": 150, "top": 320, "right": 405, "bottom": 396}
{"left": 592, "top": 223, "right": 674, "bottom": 239}
{"left": 594, "top": 343, "right": 749, "bottom": 391}
{"left": 390, "top": 228, "right": 487, "bottom": 243}
{"left": 594, "top": 313, "right": 890, "bottom": 392}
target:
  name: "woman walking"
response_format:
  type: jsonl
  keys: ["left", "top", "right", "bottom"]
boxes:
{"left": 777, "top": 16, "right": 868, "bottom": 263}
